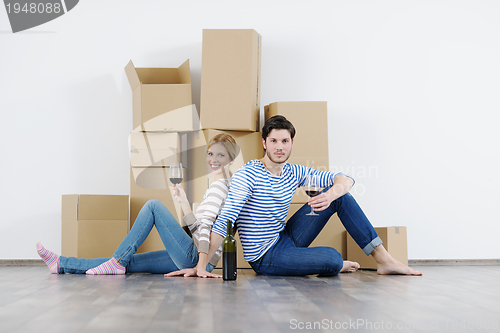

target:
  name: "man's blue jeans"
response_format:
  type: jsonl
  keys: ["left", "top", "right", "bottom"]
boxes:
{"left": 249, "top": 192, "right": 382, "bottom": 276}
{"left": 58, "top": 200, "right": 215, "bottom": 274}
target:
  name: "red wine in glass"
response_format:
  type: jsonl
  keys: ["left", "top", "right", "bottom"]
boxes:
{"left": 169, "top": 163, "right": 183, "bottom": 185}
{"left": 169, "top": 177, "right": 183, "bottom": 185}
{"left": 305, "top": 190, "right": 320, "bottom": 197}
{"left": 304, "top": 174, "right": 320, "bottom": 216}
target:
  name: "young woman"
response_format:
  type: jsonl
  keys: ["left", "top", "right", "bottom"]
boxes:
{"left": 37, "top": 134, "right": 239, "bottom": 278}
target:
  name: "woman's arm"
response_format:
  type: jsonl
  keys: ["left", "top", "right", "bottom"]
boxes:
{"left": 194, "top": 252, "right": 221, "bottom": 278}
{"left": 172, "top": 184, "right": 192, "bottom": 216}
{"left": 193, "top": 180, "right": 229, "bottom": 257}
{"left": 166, "top": 180, "right": 229, "bottom": 278}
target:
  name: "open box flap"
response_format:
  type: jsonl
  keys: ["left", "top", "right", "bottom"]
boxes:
{"left": 125, "top": 60, "right": 141, "bottom": 90}
{"left": 177, "top": 59, "right": 191, "bottom": 84}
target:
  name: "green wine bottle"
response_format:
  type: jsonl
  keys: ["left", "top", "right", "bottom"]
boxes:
{"left": 222, "top": 220, "right": 237, "bottom": 281}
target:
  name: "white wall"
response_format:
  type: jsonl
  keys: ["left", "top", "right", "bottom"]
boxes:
{"left": 1, "top": 0, "right": 499, "bottom": 260}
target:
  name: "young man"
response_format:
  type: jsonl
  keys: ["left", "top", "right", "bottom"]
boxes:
{"left": 167, "top": 115, "right": 422, "bottom": 277}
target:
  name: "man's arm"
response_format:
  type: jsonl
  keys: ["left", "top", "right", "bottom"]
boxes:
{"left": 308, "top": 174, "right": 354, "bottom": 212}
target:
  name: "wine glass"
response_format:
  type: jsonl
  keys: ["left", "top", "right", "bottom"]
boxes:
{"left": 304, "top": 174, "right": 320, "bottom": 216}
{"left": 169, "top": 163, "right": 183, "bottom": 186}
{"left": 169, "top": 163, "right": 191, "bottom": 236}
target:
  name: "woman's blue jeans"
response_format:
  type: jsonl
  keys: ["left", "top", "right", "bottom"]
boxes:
{"left": 58, "top": 200, "right": 215, "bottom": 274}
{"left": 249, "top": 192, "right": 382, "bottom": 276}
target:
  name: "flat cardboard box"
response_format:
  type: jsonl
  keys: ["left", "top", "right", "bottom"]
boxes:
{"left": 186, "top": 129, "right": 263, "bottom": 203}
{"left": 125, "top": 60, "right": 195, "bottom": 131}
{"left": 200, "top": 29, "right": 261, "bottom": 131}
{"left": 130, "top": 167, "right": 186, "bottom": 253}
{"left": 136, "top": 104, "right": 199, "bottom": 133}
{"left": 62, "top": 195, "right": 129, "bottom": 258}
{"left": 131, "top": 166, "right": 186, "bottom": 190}
{"left": 265, "top": 102, "right": 329, "bottom": 203}
{"left": 347, "top": 227, "right": 408, "bottom": 269}
{"left": 287, "top": 203, "right": 347, "bottom": 259}
{"left": 129, "top": 131, "right": 181, "bottom": 167}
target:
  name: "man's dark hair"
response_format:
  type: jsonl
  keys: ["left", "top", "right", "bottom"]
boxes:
{"left": 261, "top": 115, "right": 296, "bottom": 141}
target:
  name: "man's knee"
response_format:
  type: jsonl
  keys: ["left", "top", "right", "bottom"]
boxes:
{"left": 318, "top": 247, "right": 343, "bottom": 276}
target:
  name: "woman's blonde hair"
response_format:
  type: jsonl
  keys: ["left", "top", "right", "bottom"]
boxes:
{"left": 207, "top": 133, "right": 240, "bottom": 161}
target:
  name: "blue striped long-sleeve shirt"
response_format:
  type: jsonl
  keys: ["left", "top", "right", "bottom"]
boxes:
{"left": 212, "top": 159, "right": 354, "bottom": 262}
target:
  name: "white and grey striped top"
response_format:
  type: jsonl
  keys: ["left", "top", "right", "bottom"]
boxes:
{"left": 183, "top": 178, "right": 229, "bottom": 267}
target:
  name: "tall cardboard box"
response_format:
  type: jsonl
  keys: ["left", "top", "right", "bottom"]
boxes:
{"left": 200, "top": 29, "right": 261, "bottom": 131}
{"left": 347, "top": 227, "right": 408, "bottom": 269}
{"left": 186, "top": 129, "right": 263, "bottom": 203}
{"left": 62, "top": 195, "right": 129, "bottom": 258}
{"left": 125, "top": 60, "right": 196, "bottom": 132}
{"left": 265, "top": 102, "right": 329, "bottom": 203}
{"left": 287, "top": 203, "right": 347, "bottom": 259}
{"left": 130, "top": 167, "right": 187, "bottom": 253}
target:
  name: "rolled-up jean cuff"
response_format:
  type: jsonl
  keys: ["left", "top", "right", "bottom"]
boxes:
{"left": 362, "top": 236, "right": 383, "bottom": 256}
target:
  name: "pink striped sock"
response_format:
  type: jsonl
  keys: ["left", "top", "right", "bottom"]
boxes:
{"left": 36, "top": 242, "right": 59, "bottom": 274}
{"left": 86, "top": 257, "right": 125, "bottom": 275}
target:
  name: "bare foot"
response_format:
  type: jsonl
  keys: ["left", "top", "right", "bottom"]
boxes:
{"left": 371, "top": 244, "right": 422, "bottom": 276}
{"left": 340, "top": 261, "right": 360, "bottom": 273}
{"left": 377, "top": 256, "right": 422, "bottom": 275}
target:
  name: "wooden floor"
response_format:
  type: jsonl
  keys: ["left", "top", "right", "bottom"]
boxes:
{"left": 1, "top": 266, "right": 499, "bottom": 333}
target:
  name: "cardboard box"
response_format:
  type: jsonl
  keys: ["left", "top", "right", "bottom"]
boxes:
{"left": 347, "top": 227, "right": 408, "bottom": 269}
{"left": 200, "top": 29, "right": 261, "bottom": 131}
{"left": 186, "top": 129, "right": 263, "bottom": 203}
{"left": 131, "top": 166, "right": 187, "bottom": 190}
{"left": 129, "top": 131, "right": 181, "bottom": 167}
{"left": 265, "top": 102, "right": 329, "bottom": 203}
{"left": 287, "top": 203, "right": 347, "bottom": 259}
{"left": 62, "top": 195, "right": 129, "bottom": 258}
{"left": 130, "top": 167, "right": 186, "bottom": 253}
{"left": 125, "top": 60, "right": 196, "bottom": 132}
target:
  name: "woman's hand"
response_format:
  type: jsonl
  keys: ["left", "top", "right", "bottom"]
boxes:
{"left": 164, "top": 267, "right": 222, "bottom": 279}
{"left": 172, "top": 184, "right": 188, "bottom": 205}
{"left": 196, "top": 268, "right": 222, "bottom": 279}
{"left": 164, "top": 268, "right": 197, "bottom": 277}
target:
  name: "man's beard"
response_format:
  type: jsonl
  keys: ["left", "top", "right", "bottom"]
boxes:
{"left": 266, "top": 149, "right": 291, "bottom": 164}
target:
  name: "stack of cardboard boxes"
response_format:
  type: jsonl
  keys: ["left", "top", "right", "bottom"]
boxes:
{"left": 61, "top": 28, "right": 408, "bottom": 270}
{"left": 125, "top": 59, "right": 193, "bottom": 253}
{"left": 125, "top": 29, "right": 264, "bottom": 261}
